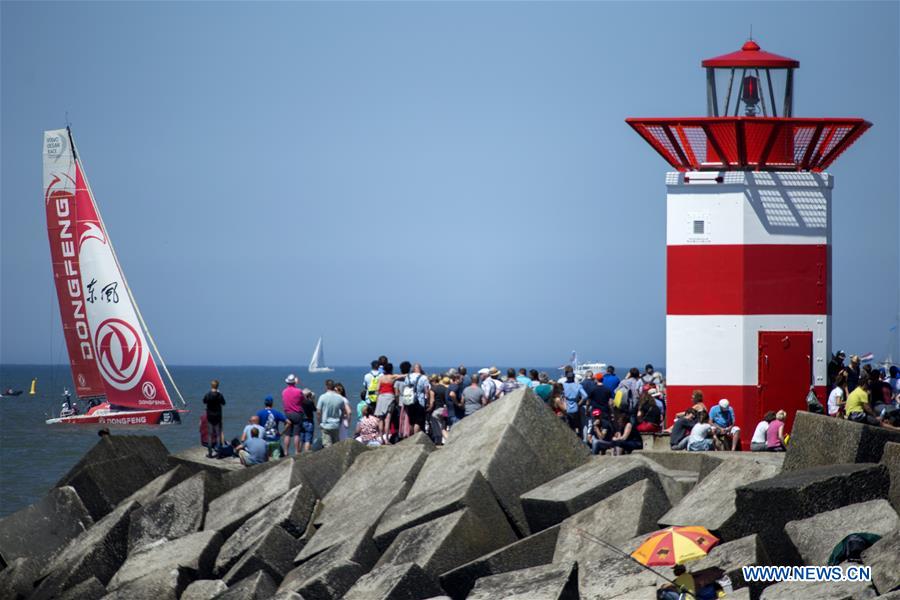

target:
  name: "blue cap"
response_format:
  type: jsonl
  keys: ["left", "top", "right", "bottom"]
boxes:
{"left": 264, "top": 395, "right": 273, "bottom": 405}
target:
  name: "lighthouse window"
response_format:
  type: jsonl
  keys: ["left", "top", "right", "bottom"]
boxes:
{"left": 693, "top": 220, "right": 705, "bottom": 234}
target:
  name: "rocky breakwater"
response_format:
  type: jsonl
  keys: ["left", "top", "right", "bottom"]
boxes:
{"left": 2, "top": 396, "right": 900, "bottom": 599}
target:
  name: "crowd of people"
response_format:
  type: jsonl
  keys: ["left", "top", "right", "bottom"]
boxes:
{"left": 198, "top": 351, "right": 900, "bottom": 466}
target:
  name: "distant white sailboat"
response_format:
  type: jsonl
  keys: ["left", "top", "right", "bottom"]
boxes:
{"left": 308, "top": 337, "right": 334, "bottom": 373}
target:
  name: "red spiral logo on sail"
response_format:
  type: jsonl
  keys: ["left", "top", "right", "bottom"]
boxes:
{"left": 94, "top": 318, "right": 144, "bottom": 387}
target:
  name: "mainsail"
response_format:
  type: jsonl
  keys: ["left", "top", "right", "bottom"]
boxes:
{"left": 309, "top": 337, "right": 325, "bottom": 371}
{"left": 43, "top": 129, "right": 174, "bottom": 411}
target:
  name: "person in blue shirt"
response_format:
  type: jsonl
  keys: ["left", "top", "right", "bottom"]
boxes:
{"left": 256, "top": 396, "right": 287, "bottom": 458}
{"left": 237, "top": 428, "right": 268, "bottom": 466}
{"left": 709, "top": 398, "right": 741, "bottom": 451}
{"left": 602, "top": 366, "right": 621, "bottom": 392}
{"left": 562, "top": 370, "right": 588, "bottom": 436}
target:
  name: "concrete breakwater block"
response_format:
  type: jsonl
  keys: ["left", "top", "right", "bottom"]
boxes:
{"left": 222, "top": 524, "right": 303, "bottom": 585}
{"left": 697, "top": 452, "right": 784, "bottom": 482}
{"left": 784, "top": 412, "right": 900, "bottom": 472}
{"left": 168, "top": 446, "right": 245, "bottom": 476}
{"left": 760, "top": 579, "right": 879, "bottom": 599}
{"left": 552, "top": 478, "right": 671, "bottom": 564}
{"left": 107, "top": 529, "right": 222, "bottom": 591}
{"left": 56, "top": 435, "right": 170, "bottom": 520}
{"left": 294, "top": 439, "right": 370, "bottom": 499}
{"left": 784, "top": 499, "right": 899, "bottom": 566}
{"left": 297, "top": 442, "right": 430, "bottom": 561}
{"left": 439, "top": 525, "right": 561, "bottom": 600}
{"left": 343, "top": 561, "right": 443, "bottom": 600}
{"left": 735, "top": 463, "right": 891, "bottom": 565}
{"left": 639, "top": 450, "right": 716, "bottom": 474}
{"left": 279, "top": 530, "right": 377, "bottom": 599}
{"left": 578, "top": 551, "right": 668, "bottom": 599}
{"left": 119, "top": 464, "right": 191, "bottom": 507}
{"left": 56, "top": 576, "right": 106, "bottom": 600}
{"left": 862, "top": 528, "right": 900, "bottom": 595}
{"left": 686, "top": 534, "right": 770, "bottom": 597}
{"left": 466, "top": 561, "right": 580, "bottom": 600}
{"left": 204, "top": 458, "right": 299, "bottom": 537}
{"left": 182, "top": 579, "right": 229, "bottom": 600}
{"left": 0, "top": 557, "right": 43, "bottom": 600}
{"left": 408, "top": 388, "right": 589, "bottom": 537}
{"left": 521, "top": 456, "right": 670, "bottom": 532}
{"left": 659, "top": 456, "right": 783, "bottom": 540}
{"left": 374, "top": 470, "right": 510, "bottom": 550}
{"left": 216, "top": 571, "right": 277, "bottom": 600}
{"left": 880, "top": 442, "right": 900, "bottom": 513}
{"left": 375, "top": 507, "right": 517, "bottom": 578}
{"left": 100, "top": 566, "right": 192, "bottom": 600}
{"left": 0, "top": 485, "right": 93, "bottom": 565}
{"left": 31, "top": 499, "right": 140, "bottom": 600}
{"left": 128, "top": 471, "right": 219, "bottom": 553}
{"left": 214, "top": 481, "right": 316, "bottom": 576}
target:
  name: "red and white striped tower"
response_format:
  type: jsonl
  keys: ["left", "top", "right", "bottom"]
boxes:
{"left": 628, "top": 39, "right": 870, "bottom": 440}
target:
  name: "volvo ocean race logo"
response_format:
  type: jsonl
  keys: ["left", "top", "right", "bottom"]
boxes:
{"left": 46, "top": 134, "right": 67, "bottom": 161}
{"left": 141, "top": 381, "right": 157, "bottom": 400}
{"left": 94, "top": 318, "right": 144, "bottom": 388}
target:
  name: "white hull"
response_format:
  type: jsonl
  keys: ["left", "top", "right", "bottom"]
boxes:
{"left": 308, "top": 367, "right": 334, "bottom": 373}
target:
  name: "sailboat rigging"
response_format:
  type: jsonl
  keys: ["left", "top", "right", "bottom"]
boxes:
{"left": 43, "top": 127, "right": 187, "bottom": 425}
{"left": 308, "top": 337, "right": 334, "bottom": 373}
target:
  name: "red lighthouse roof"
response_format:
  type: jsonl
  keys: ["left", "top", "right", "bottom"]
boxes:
{"left": 702, "top": 39, "right": 799, "bottom": 68}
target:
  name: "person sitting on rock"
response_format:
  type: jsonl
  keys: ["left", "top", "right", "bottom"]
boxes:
{"left": 240, "top": 415, "right": 265, "bottom": 442}
{"left": 609, "top": 409, "right": 643, "bottom": 455}
{"left": 709, "top": 399, "right": 741, "bottom": 451}
{"left": 589, "top": 409, "right": 613, "bottom": 455}
{"left": 667, "top": 408, "right": 696, "bottom": 451}
{"left": 686, "top": 412, "right": 714, "bottom": 452}
{"left": 635, "top": 391, "right": 663, "bottom": 433}
{"left": 845, "top": 376, "right": 881, "bottom": 426}
{"left": 750, "top": 411, "right": 776, "bottom": 452}
{"left": 236, "top": 428, "right": 268, "bottom": 466}
{"left": 766, "top": 410, "right": 787, "bottom": 451}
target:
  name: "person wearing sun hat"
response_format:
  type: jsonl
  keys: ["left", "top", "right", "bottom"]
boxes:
{"left": 281, "top": 373, "right": 304, "bottom": 456}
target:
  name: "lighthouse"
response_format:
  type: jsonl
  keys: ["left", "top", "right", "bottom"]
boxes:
{"left": 627, "top": 39, "right": 870, "bottom": 439}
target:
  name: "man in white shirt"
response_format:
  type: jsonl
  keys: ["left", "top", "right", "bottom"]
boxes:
{"left": 687, "top": 413, "right": 714, "bottom": 451}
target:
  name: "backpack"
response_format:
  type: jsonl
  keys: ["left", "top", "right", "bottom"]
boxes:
{"left": 401, "top": 374, "right": 420, "bottom": 406}
{"left": 614, "top": 383, "right": 631, "bottom": 411}
{"left": 366, "top": 373, "right": 379, "bottom": 404}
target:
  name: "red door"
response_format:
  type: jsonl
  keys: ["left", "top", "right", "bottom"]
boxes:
{"left": 758, "top": 331, "right": 813, "bottom": 434}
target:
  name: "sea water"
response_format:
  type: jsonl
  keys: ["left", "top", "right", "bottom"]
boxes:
{"left": 0, "top": 363, "right": 564, "bottom": 516}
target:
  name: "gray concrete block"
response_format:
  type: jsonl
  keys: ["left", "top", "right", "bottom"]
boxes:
{"left": 168, "top": 446, "right": 245, "bottom": 477}
{"left": 100, "top": 567, "right": 192, "bottom": 600}
{"left": 128, "top": 471, "right": 219, "bottom": 553}
{"left": 659, "top": 456, "right": 784, "bottom": 540}
{"left": 697, "top": 452, "right": 784, "bottom": 481}
{"left": 107, "top": 530, "right": 222, "bottom": 592}
{"left": 297, "top": 443, "right": 429, "bottom": 561}
{"left": 31, "top": 500, "right": 139, "bottom": 600}
{"left": 578, "top": 553, "right": 669, "bottom": 599}
{"left": 439, "top": 525, "right": 560, "bottom": 600}
{"left": 374, "top": 470, "right": 511, "bottom": 550}
{"left": 57, "top": 435, "right": 170, "bottom": 489}
{"left": 0, "top": 486, "right": 93, "bottom": 565}
{"left": 687, "top": 534, "right": 770, "bottom": 597}
{"left": 215, "top": 571, "right": 276, "bottom": 600}
{"left": 119, "top": 465, "right": 191, "bottom": 507}
{"left": 466, "top": 561, "right": 579, "bottom": 600}
{"left": 409, "top": 388, "right": 589, "bottom": 537}
{"left": 279, "top": 526, "right": 380, "bottom": 599}
{"left": 862, "top": 528, "right": 900, "bottom": 595}
{"left": 0, "top": 557, "right": 42, "bottom": 600}
{"left": 735, "top": 463, "right": 891, "bottom": 564}
{"left": 785, "top": 500, "right": 899, "bottom": 566}
{"left": 874, "top": 592, "right": 900, "bottom": 600}
{"left": 204, "top": 458, "right": 298, "bottom": 537}
{"left": 181, "top": 579, "right": 229, "bottom": 600}
{"left": 56, "top": 576, "right": 106, "bottom": 600}
{"left": 784, "top": 412, "right": 900, "bottom": 472}
{"left": 639, "top": 450, "right": 712, "bottom": 474}
{"left": 553, "top": 478, "right": 671, "bottom": 564}
{"left": 880, "top": 442, "right": 900, "bottom": 513}
{"left": 343, "top": 561, "right": 443, "bottom": 600}
{"left": 375, "top": 507, "right": 516, "bottom": 577}
{"left": 222, "top": 524, "right": 303, "bottom": 585}
{"left": 760, "top": 579, "right": 878, "bottom": 599}
{"left": 521, "top": 456, "right": 668, "bottom": 532}
{"left": 294, "top": 439, "right": 370, "bottom": 498}
{"left": 214, "top": 481, "right": 316, "bottom": 576}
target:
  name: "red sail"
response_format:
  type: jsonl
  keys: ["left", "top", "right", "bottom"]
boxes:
{"left": 44, "top": 134, "right": 106, "bottom": 398}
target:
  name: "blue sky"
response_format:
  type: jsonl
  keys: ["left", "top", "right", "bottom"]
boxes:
{"left": 2, "top": 1, "right": 898, "bottom": 368}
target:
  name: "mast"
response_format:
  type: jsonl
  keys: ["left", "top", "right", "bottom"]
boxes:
{"left": 67, "top": 129, "right": 186, "bottom": 407}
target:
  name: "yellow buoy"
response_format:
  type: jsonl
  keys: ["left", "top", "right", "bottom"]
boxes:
{"left": 29, "top": 378, "right": 37, "bottom": 395}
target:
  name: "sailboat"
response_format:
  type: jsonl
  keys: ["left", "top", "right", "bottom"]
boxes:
{"left": 308, "top": 337, "right": 334, "bottom": 373}
{"left": 43, "top": 127, "right": 187, "bottom": 425}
